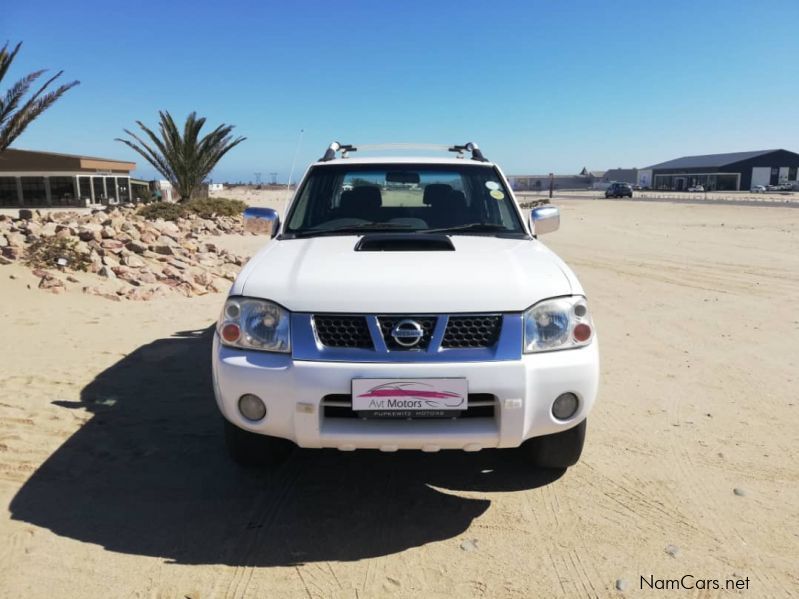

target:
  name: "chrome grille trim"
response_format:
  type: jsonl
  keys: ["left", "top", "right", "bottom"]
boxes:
{"left": 292, "top": 313, "right": 522, "bottom": 363}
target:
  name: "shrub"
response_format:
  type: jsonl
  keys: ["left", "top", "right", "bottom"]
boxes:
{"left": 138, "top": 202, "right": 188, "bottom": 221}
{"left": 185, "top": 197, "right": 247, "bottom": 218}
{"left": 25, "top": 237, "right": 91, "bottom": 271}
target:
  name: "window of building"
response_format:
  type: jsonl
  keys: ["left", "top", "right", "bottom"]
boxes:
{"left": 79, "top": 177, "right": 92, "bottom": 201}
{"left": 0, "top": 177, "right": 19, "bottom": 206}
{"left": 49, "top": 177, "right": 76, "bottom": 206}
{"left": 105, "top": 177, "right": 117, "bottom": 201}
{"left": 116, "top": 177, "right": 130, "bottom": 202}
{"left": 92, "top": 177, "right": 105, "bottom": 201}
{"left": 789, "top": 166, "right": 798, "bottom": 181}
{"left": 21, "top": 177, "right": 47, "bottom": 205}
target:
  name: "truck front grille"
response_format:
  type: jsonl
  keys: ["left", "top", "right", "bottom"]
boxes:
{"left": 313, "top": 315, "right": 373, "bottom": 349}
{"left": 378, "top": 316, "right": 437, "bottom": 350}
{"left": 442, "top": 315, "right": 502, "bottom": 348}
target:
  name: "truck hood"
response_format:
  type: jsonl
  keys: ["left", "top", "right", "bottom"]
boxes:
{"left": 236, "top": 235, "right": 578, "bottom": 313}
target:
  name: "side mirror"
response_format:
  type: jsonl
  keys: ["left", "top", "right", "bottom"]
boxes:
{"left": 530, "top": 205, "right": 560, "bottom": 235}
{"left": 244, "top": 207, "right": 280, "bottom": 238}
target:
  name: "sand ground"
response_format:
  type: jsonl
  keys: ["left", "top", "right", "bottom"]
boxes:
{"left": 1, "top": 200, "right": 797, "bottom": 598}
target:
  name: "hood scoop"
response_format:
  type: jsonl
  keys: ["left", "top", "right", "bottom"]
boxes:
{"left": 354, "top": 233, "right": 455, "bottom": 252}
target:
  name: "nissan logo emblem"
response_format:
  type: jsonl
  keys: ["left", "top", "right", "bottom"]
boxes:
{"left": 391, "top": 319, "right": 424, "bottom": 347}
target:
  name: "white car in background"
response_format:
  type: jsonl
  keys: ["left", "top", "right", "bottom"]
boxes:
{"left": 750, "top": 185, "right": 766, "bottom": 193}
{"left": 212, "top": 142, "right": 599, "bottom": 469}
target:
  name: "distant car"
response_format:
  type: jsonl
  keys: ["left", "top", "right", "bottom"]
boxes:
{"left": 687, "top": 185, "right": 705, "bottom": 192}
{"left": 605, "top": 182, "right": 633, "bottom": 198}
{"left": 751, "top": 185, "right": 766, "bottom": 193}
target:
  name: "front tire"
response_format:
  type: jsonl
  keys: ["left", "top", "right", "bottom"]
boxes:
{"left": 224, "top": 419, "right": 294, "bottom": 467}
{"left": 520, "top": 419, "right": 587, "bottom": 469}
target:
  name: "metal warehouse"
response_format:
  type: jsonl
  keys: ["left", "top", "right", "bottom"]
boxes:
{"left": 0, "top": 148, "right": 142, "bottom": 207}
{"left": 638, "top": 149, "right": 799, "bottom": 191}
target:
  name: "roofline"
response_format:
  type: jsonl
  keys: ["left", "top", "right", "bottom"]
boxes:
{"left": 3, "top": 147, "right": 136, "bottom": 167}
{"left": 643, "top": 149, "right": 784, "bottom": 170}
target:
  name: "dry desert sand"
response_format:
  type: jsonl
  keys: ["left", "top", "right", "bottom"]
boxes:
{"left": 1, "top": 198, "right": 798, "bottom": 598}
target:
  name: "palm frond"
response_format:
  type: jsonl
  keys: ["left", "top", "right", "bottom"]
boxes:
{"left": 117, "top": 111, "right": 246, "bottom": 201}
{"left": 0, "top": 42, "right": 79, "bottom": 153}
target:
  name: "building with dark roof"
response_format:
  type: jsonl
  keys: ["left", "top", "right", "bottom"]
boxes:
{"left": 0, "top": 148, "right": 139, "bottom": 207}
{"left": 638, "top": 149, "right": 799, "bottom": 191}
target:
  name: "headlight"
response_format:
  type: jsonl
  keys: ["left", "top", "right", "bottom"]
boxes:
{"left": 217, "top": 297, "right": 290, "bottom": 353}
{"left": 523, "top": 296, "right": 593, "bottom": 353}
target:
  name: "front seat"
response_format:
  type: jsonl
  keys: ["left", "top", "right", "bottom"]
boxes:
{"left": 338, "top": 185, "right": 382, "bottom": 221}
{"left": 427, "top": 188, "right": 467, "bottom": 228}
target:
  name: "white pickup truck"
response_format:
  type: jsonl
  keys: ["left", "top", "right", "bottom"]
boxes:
{"left": 212, "top": 142, "right": 599, "bottom": 468}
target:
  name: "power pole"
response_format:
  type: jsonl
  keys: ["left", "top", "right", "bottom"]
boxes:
{"left": 269, "top": 172, "right": 278, "bottom": 185}
{"left": 254, "top": 172, "right": 262, "bottom": 186}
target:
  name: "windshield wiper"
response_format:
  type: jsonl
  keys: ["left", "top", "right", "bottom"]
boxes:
{"left": 290, "top": 223, "right": 416, "bottom": 238}
{"left": 423, "top": 223, "right": 510, "bottom": 234}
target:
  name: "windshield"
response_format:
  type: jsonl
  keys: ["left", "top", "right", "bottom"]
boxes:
{"left": 284, "top": 163, "right": 526, "bottom": 237}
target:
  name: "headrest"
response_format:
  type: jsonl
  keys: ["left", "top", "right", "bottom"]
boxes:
{"left": 340, "top": 185, "right": 382, "bottom": 212}
{"left": 423, "top": 183, "right": 453, "bottom": 205}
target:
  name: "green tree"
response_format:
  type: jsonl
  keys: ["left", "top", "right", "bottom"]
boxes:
{"left": 116, "top": 111, "right": 245, "bottom": 201}
{"left": 0, "top": 42, "right": 79, "bottom": 153}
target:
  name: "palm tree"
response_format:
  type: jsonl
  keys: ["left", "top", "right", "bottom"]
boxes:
{"left": 117, "top": 111, "right": 246, "bottom": 201}
{"left": 0, "top": 42, "right": 80, "bottom": 153}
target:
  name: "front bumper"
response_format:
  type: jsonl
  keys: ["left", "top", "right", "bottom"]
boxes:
{"left": 212, "top": 334, "right": 599, "bottom": 451}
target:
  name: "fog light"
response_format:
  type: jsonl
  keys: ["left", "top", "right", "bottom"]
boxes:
{"left": 238, "top": 394, "right": 266, "bottom": 421}
{"left": 552, "top": 392, "right": 579, "bottom": 420}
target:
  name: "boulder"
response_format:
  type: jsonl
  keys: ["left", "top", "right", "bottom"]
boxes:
{"left": 100, "top": 239, "right": 125, "bottom": 254}
{"left": 122, "top": 253, "right": 146, "bottom": 268}
{"left": 5, "top": 232, "right": 26, "bottom": 248}
{"left": 38, "top": 273, "right": 65, "bottom": 293}
{"left": 125, "top": 240, "right": 148, "bottom": 254}
{"left": 97, "top": 265, "right": 116, "bottom": 279}
{"left": 152, "top": 244, "right": 176, "bottom": 256}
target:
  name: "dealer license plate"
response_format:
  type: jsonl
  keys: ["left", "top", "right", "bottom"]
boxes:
{"left": 351, "top": 378, "right": 468, "bottom": 418}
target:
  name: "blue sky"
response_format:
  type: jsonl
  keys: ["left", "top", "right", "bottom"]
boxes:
{"left": 3, "top": 0, "right": 798, "bottom": 181}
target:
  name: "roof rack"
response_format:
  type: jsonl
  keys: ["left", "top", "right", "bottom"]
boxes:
{"left": 318, "top": 141, "right": 489, "bottom": 162}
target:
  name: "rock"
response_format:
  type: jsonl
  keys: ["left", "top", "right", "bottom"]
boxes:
{"left": 137, "top": 271, "right": 158, "bottom": 284}
{"left": 2, "top": 246, "right": 21, "bottom": 260}
{"left": 125, "top": 287, "right": 154, "bottom": 301}
{"left": 100, "top": 239, "right": 125, "bottom": 253}
{"left": 665, "top": 544, "right": 680, "bottom": 558}
{"left": 156, "top": 234, "right": 178, "bottom": 247}
{"left": 152, "top": 244, "right": 176, "bottom": 256}
{"left": 18, "top": 208, "right": 38, "bottom": 220}
{"left": 40, "top": 222, "right": 58, "bottom": 236}
{"left": 459, "top": 539, "right": 478, "bottom": 552}
{"left": 0, "top": 235, "right": 7, "bottom": 248}
{"left": 66, "top": 275, "right": 80, "bottom": 283}
{"left": 97, "top": 266, "right": 116, "bottom": 279}
{"left": 82, "top": 285, "right": 122, "bottom": 302}
{"left": 101, "top": 225, "right": 116, "bottom": 239}
{"left": 153, "top": 220, "right": 181, "bottom": 236}
{"left": 122, "top": 253, "right": 146, "bottom": 268}
{"left": 167, "top": 258, "right": 191, "bottom": 270}
{"left": 38, "top": 273, "right": 65, "bottom": 293}
{"left": 77, "top": 223, "right": 103, "bottom": 242}
{"left": 5, "top": 232, "right": 26, "bottom": 248}
{"left": 102, "top": 254, "right": 120, "bottom": 267}
{"left": 733, "top": 488, "right": 747, "bottom": 497}
{"left": 615, "top": 579, "right": 629, "bottom": 592}
{"left": 209, "top": 277, "right": 229, "bottom": 293}
{"left": 125, "top": 240, "right": 148, "bottom": 254}
{"left": 23, "top": 221, "right": 43, "bottom": 236}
